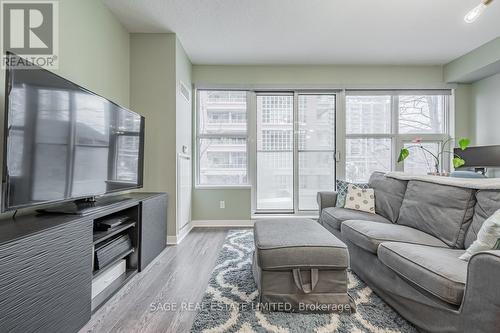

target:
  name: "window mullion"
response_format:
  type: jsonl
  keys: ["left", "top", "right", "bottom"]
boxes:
{"left": 293, "top": 92, "right": 299, "bottom": 214}
{"left": 393, "top": 95, "right": 402, "bottom": 172}
{"left": 336, "top": 90, "right": 346, "bottom": 181}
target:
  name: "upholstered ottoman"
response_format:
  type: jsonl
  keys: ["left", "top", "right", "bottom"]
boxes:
{"left": 252, "top": 219, "right": 354, "bottom": 313}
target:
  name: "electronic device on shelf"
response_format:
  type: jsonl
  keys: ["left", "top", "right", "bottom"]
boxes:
{"left": 94, "top": 234, "right": 133, "bottom": 271}
{"left": 94, "top": 216, "right": 130, "bottom": 231}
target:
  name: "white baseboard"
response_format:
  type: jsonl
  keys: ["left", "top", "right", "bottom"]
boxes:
{"left": 178, "top": 223, "right": 193, "bottom": 243}
{"left": 251, "top": 214, "right": 319, "bottom": 219}
{"left": 192, "top": 220, "right": 254, "bottom": 227}
{"left": 166, "top": 235, "right": 178, "bottom": 245}
{"left": 166, "top": 222, "right": 194, "bottom": 245}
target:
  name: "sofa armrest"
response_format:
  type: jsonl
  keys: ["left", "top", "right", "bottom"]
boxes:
{"left": 461, "top": 250, "right": 500, "bottom": 332}
{"left": 317, "top": 191, "right": 338, "bottom": 213}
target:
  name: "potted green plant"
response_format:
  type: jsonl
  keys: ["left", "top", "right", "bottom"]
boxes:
{"left": 397, "top": 137, "right": 470, "bottom": 175}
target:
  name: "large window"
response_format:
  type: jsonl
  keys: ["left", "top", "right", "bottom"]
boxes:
{"left": 195, "top": 88, "right": 451, "bottom": 214}
{"left": 345, "top": 91, "right": 450, "bottom": 182}
{"left": 197, "top": 90, "right": 248, "bottom": 186}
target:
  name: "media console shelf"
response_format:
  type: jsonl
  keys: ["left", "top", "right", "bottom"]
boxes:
{"left": 0, "top": 192, "right": 167, "bottom": 333}
{"left": 91, "top": 205, "right": 140, "bottom": 312}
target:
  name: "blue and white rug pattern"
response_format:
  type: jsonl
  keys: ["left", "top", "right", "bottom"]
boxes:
{"left": 191, "top": 230, "right": 416, "bottom": 333}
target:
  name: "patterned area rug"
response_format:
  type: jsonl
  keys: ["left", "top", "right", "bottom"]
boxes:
{"left": 191, "top": 230, "right": 416, "bottom": 333}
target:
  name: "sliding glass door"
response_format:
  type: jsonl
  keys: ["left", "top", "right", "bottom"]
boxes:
{"left": 297, "top": 94, "right": 336, "bottom": 210}
{"left": 255, "top": 92, "right": 336, "bottom": 213}
{"left": 256, "top": 94, "right": 294, "bottom": 211}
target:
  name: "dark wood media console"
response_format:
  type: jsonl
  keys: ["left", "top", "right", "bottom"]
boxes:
{"left": 0, "top": 192, "right": 167, "bottom": 333}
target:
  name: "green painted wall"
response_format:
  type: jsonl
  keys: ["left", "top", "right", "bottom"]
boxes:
{"left": 0, "top": 0, "right": 130, "bottom": 218}
{"left": 192, "top": 188, "right": 251, "bottom": 220}
{"left": 193, "top": 64, "right": 445, "bottom": 87}
{"left": 444, "top": 37, "right": 500, "bottom": 83}
{"left": 191, "top": 64, "right": 462, "bottom": 220}
{"left": 130, "top": 34, "right": 178, "bottom": 236}
{"left": 130, "top": 34, "right": 193, "bottom": 237}
{"left": 454, "top": 84, "right": 474, "bottom": 141}
{"left": 57, "top": 0, "right": 130, "bottom": 107}
{"left": 472, "top": 72, "right": 500, "bottom": 145}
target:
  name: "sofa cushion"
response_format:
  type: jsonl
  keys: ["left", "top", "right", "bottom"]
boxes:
{"left": 254, "top": 219, "right": 348, "bottom": 270}
{"left": 320, "top": 207, "right": 391, "bottom": 231}
{"left": 341, "top": 220, "right": 447, "bottom": 254}
{"left": 465, "top": 190, "right": 500, "bottom": 248}
{"left": 397, "top": 180, "right": 476, "bottom": 248}
{"left": 369, "top": 172, "right": 408, "bottom": 223}
{"left": 378, "top": 242, "right": 467, "bottom": 305}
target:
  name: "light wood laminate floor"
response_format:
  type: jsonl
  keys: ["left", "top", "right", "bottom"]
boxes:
{"left": 80, "top": 228, "right": 232, "bottom": 333}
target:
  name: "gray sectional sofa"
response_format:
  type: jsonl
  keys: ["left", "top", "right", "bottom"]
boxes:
{"left": 317, "top": 172, "right": 500, "bottom": 333}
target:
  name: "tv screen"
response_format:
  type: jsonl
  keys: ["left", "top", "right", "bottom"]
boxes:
{"left": 454, "top": 145, "right": 500, "bottom": 168}
{"left": 2, "top": 54, "right": 144, "bottom": 212}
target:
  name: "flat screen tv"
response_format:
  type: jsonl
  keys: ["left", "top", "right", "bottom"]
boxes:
{"left": 454, "top": 145, "right": 500, "bottom": 169}
{"left": 2, "top": 53, "right": 144, "bottom": 212}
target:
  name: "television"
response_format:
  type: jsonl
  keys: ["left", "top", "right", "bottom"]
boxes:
{"left": 454, "top": 145, "right": 500, "bottom": 169}
{"left": 2, "top": 53, "right": 144, "bottom": 213}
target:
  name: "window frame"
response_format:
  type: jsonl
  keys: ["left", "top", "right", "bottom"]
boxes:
{"left": 195, "top": 89, "right": 251, "bottom": 189}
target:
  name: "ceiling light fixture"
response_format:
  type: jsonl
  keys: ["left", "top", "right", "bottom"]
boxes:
{"left": 464, "top": 0, "right": 494, "bottom": 23}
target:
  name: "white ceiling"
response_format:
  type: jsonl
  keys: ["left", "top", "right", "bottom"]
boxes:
{"left": 103, "top": 0, "right": 500, "bottom": 65}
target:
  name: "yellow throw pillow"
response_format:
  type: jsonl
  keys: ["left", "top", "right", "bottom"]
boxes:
{"left": 344, "top": 184, "right": 375, "bottom": 214}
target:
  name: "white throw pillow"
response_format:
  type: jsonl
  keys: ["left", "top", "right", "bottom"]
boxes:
{"left": 344, "top": 184, "right": 375, "bottom": 214}
{"left": 459, "top": 209, "right": 500, "bottom": 261}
